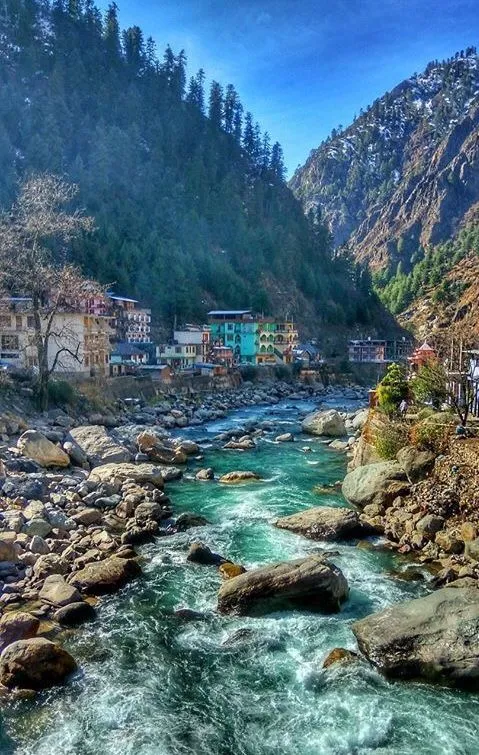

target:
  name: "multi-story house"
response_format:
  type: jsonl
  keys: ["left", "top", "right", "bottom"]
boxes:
{"left": 156, "top": 342, "right": 198, "bottom": 369}
{"left": 208, "top": 310, "right": 298, "bottom": 365}
{"left": 108, "top": 294, "right": 152, "bottom": 345}
{"left": 0, "top": 298, "right": 112, "bottom": 376}
{"left": 208, "top": 310, "right": 258, "bottom": 364}
{"left": 349, "top": 338, "right": 413, "bottom": 364}
{"left": 256, "top": 318, "right": 298, "bottom": 364}
{"left": 173, "top": 326, "right": 211, "bottom": 362}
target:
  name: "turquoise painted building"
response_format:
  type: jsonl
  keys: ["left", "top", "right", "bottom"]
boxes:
{"left": 208, "top": 310, "right": 258, "bottom": 364}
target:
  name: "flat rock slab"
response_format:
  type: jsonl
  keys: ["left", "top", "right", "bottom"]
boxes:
{"left": 17, "top": 430, "right": 70, "bottom": 468}
{"left": 218, "top": 555, "right": 348, "bottom": 616}
{"left": 275, "top": 506, "right": 372, "bottom": 541}
{"left": 219, "top": 471, "right": 261, "bottom": 484}
{"left": 352, "top": 587, "right": 479, "bottom": 688}
{"left": 39, "top": 575, "right": 82, "bottom": 607}
{"left": 69, "top": 556, "right": 142, "bottom": 595}
{"left": 69, "top": 425, "right": 131, "bottom": 467}
{"left": 88, "top": 463, "right": 165, "bottom": 488}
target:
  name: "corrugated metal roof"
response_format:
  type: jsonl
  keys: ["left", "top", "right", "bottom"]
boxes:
{"left": 207, "top": 310, "right": 251, "bottom": 316}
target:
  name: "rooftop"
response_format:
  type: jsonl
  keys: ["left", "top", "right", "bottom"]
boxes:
{"left": 207, "top": 310, "right": 251, "bottom": 316}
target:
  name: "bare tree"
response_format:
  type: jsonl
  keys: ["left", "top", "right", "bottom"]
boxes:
{"left": 412, "top": 325, "right": 479, "bottom": 426}
{"left": 0, "top": 174, "right": 102, "bottom": 409}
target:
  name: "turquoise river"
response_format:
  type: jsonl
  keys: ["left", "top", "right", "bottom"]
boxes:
{"left": 1, "top": 399, "right": 479, "bottom": 754}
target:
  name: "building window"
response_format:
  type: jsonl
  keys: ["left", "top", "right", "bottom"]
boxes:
{"left": 15, "top": 316, "right": 22, "bottom": 330}
{"left": 27, "top": 316, "right": 35, "bottom": 329}
{"left": 1, "top": 335, "right": 18, "bottom": 351}
{"left": 0, "top": 316, "right": 11, "bottom": 328}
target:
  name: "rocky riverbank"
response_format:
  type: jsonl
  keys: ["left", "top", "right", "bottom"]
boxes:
{"left": 0, "top": 380, "right": 367, "bottom": 693}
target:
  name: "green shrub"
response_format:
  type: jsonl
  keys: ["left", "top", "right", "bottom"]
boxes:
{"left": 239, "top": 364, "right": 259, "bottom": 382}
{"left": 47, "top": 379, "right": 76, "bottom": 407}
{"left": 410, "top": 417, "right": 453, "bottom": 453}
{"left": 373, "top": 421, "right": 410, "bottom": 460}
{"left": 376, "top": 363, "right": 409, "bottom": 417}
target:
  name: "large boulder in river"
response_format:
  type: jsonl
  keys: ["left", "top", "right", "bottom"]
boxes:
{"left": 341, "top": 461, "right": 410, "bottom": 510}
{"left": 217, "top": 556, "right": 348, "bottom": 616}
{"left": 69, "top": 425, "right": 131, "bottom": 467}
{"left": 302, "top": 410, "right": 346, "bottom": 437}
{"left": 352, "top": 588, "right": 479, "bottom": 689}
{"left": 17, "top": 430, "right": 70, "bottom": 468}
{"left": 69, "top": 556, "right": 141, "bottom": 595}
{"left": 275, "top": 506, "right": 372, "bottom": 542}
{"left": 88, "top": 462, "right": 165, "bottom": 488}
{"left": 219, "top": 471, "right": 261, "bottom": 484}
{"left": 0, "top": 638, "right": 77, "bottom": 690}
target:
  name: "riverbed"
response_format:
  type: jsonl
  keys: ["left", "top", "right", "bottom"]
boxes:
{"left": 2, "top": 399, "right": 479, "bottom": 754}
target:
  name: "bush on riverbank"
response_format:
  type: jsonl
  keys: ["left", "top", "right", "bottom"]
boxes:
{"left": 372, "top": 420, "right": 410, "bottom": 460}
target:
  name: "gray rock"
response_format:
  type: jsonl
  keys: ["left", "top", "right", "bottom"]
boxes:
{"left": 416, "top": 515, "right": 445, "bottom": 538}
{"left": 218, "top": 555, "right": 348, "bottom": 616}
{"left": 69, "top": 426, "right": 131, "bottom": 467}
{"left": 302, "top": 410, "right": 346, "bottom": 437}
{"left": 0, "top": 638, "right": 77, "bottom": 690}
{"left": 32, "top": 554, "right": 68, "bottom": 580}
{"left": 275, "top": 506, "right": 373, "bottom": 541}
{"left": 195, "top": 468, "right": 214, "bottom": 481}
{"left": 0, "top": 611, "right": 40, "bottom": 652}
{"left": 53, "top": 601, "right": 96, "bottom": 626}
{"left": 39, "top": 575, "right": 82, "bottom": 607}
{"left": 17, "top": 430, "right": 70, "bottom": 468}
{"left": 187, "top": 542, "right": 225, "bottom": 566}
{"left": 23, "top": 518, "right": 52, "bottom": 539}
{"left": 397, "top": 446, "right": 436, "bottom": 483}
{"left": 69, "top": 556, "right": 142, "bottom": 595}
{"left": 342, "top": 462, "right": 410, "bottom": 510}
{"left": 275, "top": 433, "right": 294, "bottom": 442}
{"left": 352, "top": 587, "right": 479, "bottom": 689}
{"left": 29, "top": 536, "right": 50, "bottom": 555}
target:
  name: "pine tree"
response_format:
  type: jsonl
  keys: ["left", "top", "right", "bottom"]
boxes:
{"left": 223, "top": 84, "right": 237, "bottom": 134}
{"left": 208, "top": 81, "right": 223, "bottom": 128}
{"left": 104, "top": 2, "right": 121, "bottom": 61}
{"left": 270, "top": 141, "right": 286, "bottom": 181}
{"left": 122, "top": 26, "right": 145, "bottom": 71}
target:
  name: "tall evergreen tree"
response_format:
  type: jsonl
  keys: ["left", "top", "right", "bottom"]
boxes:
{"left": 208, "top": 80, "right": 223, "bottom": 128}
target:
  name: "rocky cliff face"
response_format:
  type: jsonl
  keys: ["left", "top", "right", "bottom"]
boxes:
{"left": 290, "top": 50, "right": 479, "bottom": 274}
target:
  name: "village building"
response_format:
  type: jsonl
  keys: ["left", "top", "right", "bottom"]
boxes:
{"left": 408, "top": 341, "right": 438, "bottom": 371}
{"left": 207, "top": 310, "right": 299, "bottom": 365}
{"left": 0, "top": 297, "right": 111, "bottom": 376}
{"left": 108, "top": 294, "right": 152, "bottom": 345}
{"left": 156, "top": 342, "right": 198, "bottom": 370}
{"left": 349, "top": 337, "right": 413, "bottom": 364}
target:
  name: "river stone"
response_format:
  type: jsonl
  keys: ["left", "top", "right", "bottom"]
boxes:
{"left": 187, "top": 542, "right": 226, "bottom": 566}
{"left": 275, "top": 433, "right": 293, "bottom": 442}
{"left": 352, "top": 587, "right": 479, "bottom": 688}
{"left": 137, "top": 432, "right": 187, "bottom": 465}
{"left": 0, "top": 638, "right": 77, "bottom": 690}
{"left": 71, "top": 508, "right": 103, "bottom": 526}
{"left": 69, "top": 556, "right": 142, "bottom": 595}
{"left": 175, "top": 513, "right": 209, "bottom": 531}
{"left": 223, "top": 438, "right": 256, "bottom": 450}
{"left": 53, "top": 601, "right": 96, "bottom": 626}
{"left": 275, "top": 506, "right": 372, "bottom": 542}
{"left": 341, "top": 462, "right": 410, "bottom": 510}
{"left": 69, "top": 425, "right": 131, "bottom": 467}
{"left": 23, "top": 517, "right": 52, "bottom": 539}
{"left": 33, "top": 554, "right": 68, "bottom": 580}
{"left": 29, "top": 535, "right": 50, "bottom": 555}
{"left": 88, "top": 463, "right": 164, "bottom": 488}
{"left": 0, "top": 612, "right": 40, "bottom": 653}
{"left": 217, "top": 556, "right": 348, "bottom": 616}
{"left": 39, "top": 575, "right": 82, "bottom": 607}
{"left": 323, "top": 647, "right": 359, "bottom": 669}
{"left": 196, "top": 468, "right": 214, "bottom": 481}
{"left": 17, "top": 430, "right": 70, "bottom": 468}
{"left": 416, "top": 515, "right": 444, "bottom": 538}
{"left": 175, "top": 440, "right": 200, "bottom": 455}
{"left": 396, "top": 446, "right": 436, "bottom": 483}
{"left": 0, "top": 533, "right": 18, "bottom": 562}
{"left": 302, "top": 410, "right": 346, "bottom": 437}
{"left": 219, "top": 471, "right": 261, "bottom": 484}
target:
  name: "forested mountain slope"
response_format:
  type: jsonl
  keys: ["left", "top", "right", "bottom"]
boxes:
{"left": 0, "top": 0, "right": 385, "bottom": 331}
{"left": 290, "top": 49, "right": 479, "bottom": 279}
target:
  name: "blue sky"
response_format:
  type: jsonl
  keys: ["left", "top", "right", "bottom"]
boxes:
{"left": 98, "top": 0, "right": 479, "bottom": 175}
